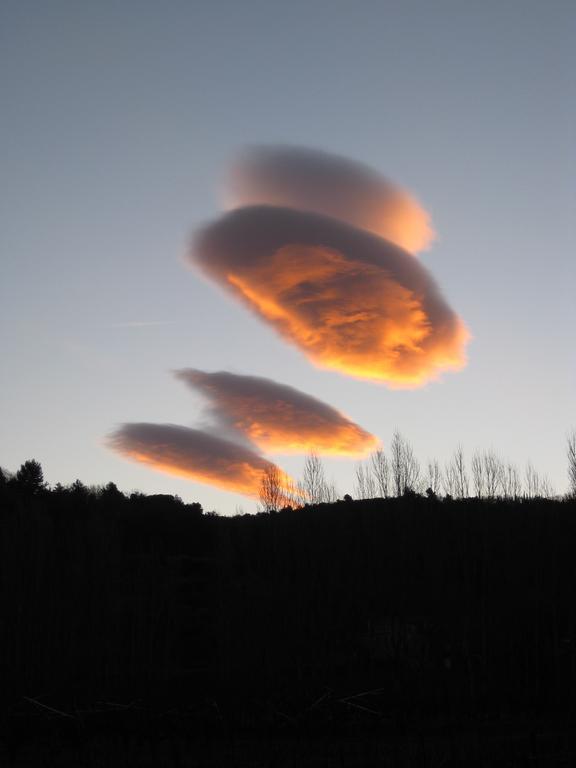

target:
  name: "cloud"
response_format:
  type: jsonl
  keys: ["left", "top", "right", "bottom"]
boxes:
{"left": 224, "top": 145, "right": 434, "bottom": 253}
{"left": 107, "top": 422, "right": 292, "bottom": 497}
{"left": 189, "top": 206, "right": 469, "bottom": 386}
{"left": 174, "top": 368, "right": 379, "bottom": 456}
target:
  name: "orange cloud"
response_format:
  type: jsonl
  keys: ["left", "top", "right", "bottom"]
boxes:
{"left": 175, "top": 369, "right": 379, "bottom": 456}
{"left": 225, "top": 145, "right": 434, "bottom": 253}
{"left": 107, "top": 423, "right": 293, "bottom": 498}
{"left": 191, "top": 206, "right": 469, "bottom": 386}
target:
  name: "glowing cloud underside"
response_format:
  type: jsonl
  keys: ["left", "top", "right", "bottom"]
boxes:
{"left": 107, "top": 423, "right": 292, "bottom": 497}
{"left": 225, "top": 145, "right": 435, "bottom": 253}
{"left": 175, "top": 369, "right": 379, "bottom": 456}
{"left": 190, "top": 206, "right": 469, "bottom": 386}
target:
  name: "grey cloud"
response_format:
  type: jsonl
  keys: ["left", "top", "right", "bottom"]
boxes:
{"left": 225, "top": 145, "right": 434, "bottom": 253}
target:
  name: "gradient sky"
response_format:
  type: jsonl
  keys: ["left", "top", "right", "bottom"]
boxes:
{"left": 2, "top": 0, "right": 575, "bottom": 512}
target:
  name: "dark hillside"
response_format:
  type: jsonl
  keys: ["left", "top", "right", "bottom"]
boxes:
{"left": 2, "top": 477, "right": 576, "bottom": 764}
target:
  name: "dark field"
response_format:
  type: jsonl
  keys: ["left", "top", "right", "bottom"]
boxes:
{"left": 2, "top": 478, "right": 576, "bottom": 765}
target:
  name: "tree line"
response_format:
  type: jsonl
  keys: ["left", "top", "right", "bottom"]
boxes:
{"left": 2, "top": 466, "right": 576, "bottom": 739}
{"left": 2, "top": 441, "right": 576, "bottom": 767}
{"left": 2, "top": 428, "right": 574, "bottom": 514}
{"left": 259, "top": 429, "right": 576, "bottom": 512}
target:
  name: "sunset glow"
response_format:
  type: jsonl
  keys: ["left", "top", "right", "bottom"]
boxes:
{"left": 175, "top": 369, "right": 379, "bottom": 455}
{"left": 107, "top": 423, "right": 293, "bottom": 498}
{"left": 192, "top": 206, "right": 469, "bottom": 386}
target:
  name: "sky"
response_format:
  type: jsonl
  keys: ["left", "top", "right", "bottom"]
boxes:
{"left": 1, "top": 0, "right": 575, "bottom": 512}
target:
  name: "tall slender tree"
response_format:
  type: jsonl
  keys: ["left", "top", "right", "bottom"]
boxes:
{"left": 301, "top": 451, "right": 331, "bottom": 504}
{"left": 259, "top": 464, "right": 284, "bottom": 512}
{"left": 369, "top": 450, "right": 390, "bottom": 498}
{"left": 568, "top": 430, "right": 576, "bottom": 499}
{"left": 390, "top": 431, "right": 420, "bottom": 496}
{"left": 471, "top": 450, "right": 486, "bottom": 498}
{"left": 425, "top": 458, "right": 442, "bottom": 496}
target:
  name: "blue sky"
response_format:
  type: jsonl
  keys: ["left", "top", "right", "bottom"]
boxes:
{"left": 1, "top": 0, "right": 574, "bottom": 511}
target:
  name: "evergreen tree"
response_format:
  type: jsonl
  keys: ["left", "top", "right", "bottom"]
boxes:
{"left": 15, "top": 459, "right": 44, "bottom": 494}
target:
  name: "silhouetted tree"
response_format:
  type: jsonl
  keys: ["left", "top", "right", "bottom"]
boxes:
{"left": 324, "top": 480, "right": 339, "bottom": 503}
{"left": 354, "top": 462, "right": 376, "bottom": 499}
{"left": 258, "top": 464, "right": 284, "bottom": 512}
{"left": 568, "top": 429, "right": 576, "bottom": 498}
{"left": 302, "top": 451, "right": 331, "bottom": 504}
{"left": 540, "top": 475, "right": 554, "bottom": 498}
{"left": 452, "top": 445, "right": 469, "bottom": 498}
{"left": 390, "top": 430, "right": 420, "bottom": 496}
{"left": 483, "top": 450, "right": 504, "bottom": 498}
{"left": 471, "top": 450, "right": 486, "bottom": 497}
{"left": 443, "top": 459, "right": 457, "bottom": 497}
{"left": 391, "top": 430, "right": 404, "bottom": 496}
{"left": 501, "top": 462, "right": 521, "bottom": 498}
{"left": 425, "top": 458, "right": 442, "bottom": 496}
{"left": 369, "top": 449, "right": 390, "bottom": 497}
{"left": 525, "top": 461, "right": 541, "bottom": 498}
{"left": 100, "top": 481, "right": 124, "bottom": 501}
{"left": 523, "top": 462, "right": 553, "bottom": 498}
{"left": 15, "top": 459, "right": 44, "bottom": 494}
{"left": 186, "top": 500, "right": 203, "bottom": 516}
{"left": 69, "top": 478, "right": 90, "bottom": 497}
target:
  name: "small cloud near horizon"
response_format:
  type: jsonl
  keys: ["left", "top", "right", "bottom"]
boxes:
{"left": 106, "top": 422, "right": 293, "bottom": 498}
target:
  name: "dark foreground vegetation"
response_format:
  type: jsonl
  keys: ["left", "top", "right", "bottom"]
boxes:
{"left": 2, "top": 463, "right": 576, "bottom": 766}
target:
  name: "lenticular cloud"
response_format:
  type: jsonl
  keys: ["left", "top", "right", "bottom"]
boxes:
{"left": 191, "top": 204, "right": 469, "bottom": 386}
{"left": 225, "top": 145, "right": 435, "bottom": 253}
{"left": 107, "top": 146, "right": 468, "bottom": 503}
{"left": 107, "top": 423, "right": 292, "bottom": 497}
{"left": 175, "top": 368, "right": 378, "bottom": 456}
{"left": 189, "top": 145, "right": 469, "bottom": 387}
